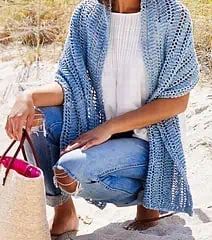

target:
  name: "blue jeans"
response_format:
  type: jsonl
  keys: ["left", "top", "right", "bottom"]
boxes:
{"left": 25, "top": 106, "right": 149, "bottom": 208}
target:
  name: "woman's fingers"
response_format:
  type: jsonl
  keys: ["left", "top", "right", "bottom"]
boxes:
{"left": 6, "top": 111, "right": 40, "bottom": 140}
{"left": 14, "top": 116, "right": 26, "bottom": 140}
{"left": 61, "top": 142, "right": 84, "bottom": 155}
{"left": 5, "top": 117, "right": 13, "bottom": 139}
{"left": 26, "top": 115, "right": 33, "bottom": 132}
{"left": 66, "top": 136, "right": 89, "bottom": 150}
{"left": 81, "top": 139, "right": 98, "bottom": 151}
{"left": 61, "top": 137, "right": 93, "bottom": 155}
{"left": 6, "top": 115, "right": 17, "bottom": 140}
{"left": 66, "top": 142, "right": 81, "bottom": 151}
{"left": 60, "top": 124, "right": 111, "bottom": 155}
{"left": 6, "top": 112, "right": 30, "bottom": 140}
{"left": 5, "top": 92, "right": 35, "bottom": 140}
{"left": 10, "top": 114, "right": 26, "bottom": 140}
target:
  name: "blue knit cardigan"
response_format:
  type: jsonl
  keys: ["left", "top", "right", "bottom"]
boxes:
{"left": 55, "top": 0, "right": 199, "bottom": 215}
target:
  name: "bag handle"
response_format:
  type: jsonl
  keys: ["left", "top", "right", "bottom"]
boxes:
{"left": 23, "top": 129, "right": 40, "bottom": 166}
{"left": 1, "top": 129, "right": 40, "bottom": 186}
{"left": 0, "top": 140, "right": 17, "bottom": 159}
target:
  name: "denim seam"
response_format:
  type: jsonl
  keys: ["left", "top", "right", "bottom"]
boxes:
{"left": 97, "top": 164, "right": 148, "bottom": 195}
{"left": 97, "top": 163, "right": 148, "bottom": 178}
{"left": 45, "top": 130, "right": 60, "bottom": 147}
{"left": 32, "top": 122, "right": 60, "bottom": 147}
{"left": 45, "top": 121, "right": 63, "bottom": 132}
{"left": 98, "top": 179, "right": 137, "bottom": 195}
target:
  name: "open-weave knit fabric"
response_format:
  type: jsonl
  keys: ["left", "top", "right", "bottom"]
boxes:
{"left": 55, "top": 0, "right": 199, "bottom": 215}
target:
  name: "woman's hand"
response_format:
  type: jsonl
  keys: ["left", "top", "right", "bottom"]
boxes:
{"left": 5, "top": 92, "right": 35, "bottom": 140}
{"left": 61, "top": 122, "right": 113, "bottom": 155}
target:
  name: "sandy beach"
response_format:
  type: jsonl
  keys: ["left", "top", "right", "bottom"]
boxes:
{"left": 0, "top": 49, "right": 211, "bottom": 240}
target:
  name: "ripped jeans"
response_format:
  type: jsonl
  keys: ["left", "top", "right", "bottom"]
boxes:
{"left": 24, "top": 106, "right": 150, "bottom": 208}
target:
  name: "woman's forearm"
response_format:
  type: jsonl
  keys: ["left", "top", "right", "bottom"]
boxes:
{"left": 106, "top": 94, "right": 190, "bottom": 135}
{"left": 24, "top": 82, "right": 64, "bottom": 107}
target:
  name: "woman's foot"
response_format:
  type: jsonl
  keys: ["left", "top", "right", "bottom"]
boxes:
{"left": 125, "top": 205, "right": 160, "bottom": 231}
{"left": 50, "top": 198, "right": 79, "bottom": 236}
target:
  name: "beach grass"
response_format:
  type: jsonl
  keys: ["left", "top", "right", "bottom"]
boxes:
{"left": 183, "top": 0, "right": 212, "bottom": 82}
{"left": 0, "top": 0, "right": 211, "bottom": 80}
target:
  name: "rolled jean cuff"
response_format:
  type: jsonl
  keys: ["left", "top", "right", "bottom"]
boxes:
{"left": 46, "top": 193, "right": 70, "bottom": 207}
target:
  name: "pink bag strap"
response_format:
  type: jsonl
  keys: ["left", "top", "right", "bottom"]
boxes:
{"left": 1, "top": 129, "right": 40, "bottom": 186}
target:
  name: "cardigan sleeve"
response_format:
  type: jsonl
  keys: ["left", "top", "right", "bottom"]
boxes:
{"left": 156, "top": 6, "right": 200, "bottom": 99}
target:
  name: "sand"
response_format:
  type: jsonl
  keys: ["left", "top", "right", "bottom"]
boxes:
{"left": 0, "top": 49, "right": 211, "bottom": 240}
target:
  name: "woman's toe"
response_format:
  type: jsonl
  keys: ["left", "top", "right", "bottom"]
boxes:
{"left": 124, "top": 220, "right": 158, "bottom": 231}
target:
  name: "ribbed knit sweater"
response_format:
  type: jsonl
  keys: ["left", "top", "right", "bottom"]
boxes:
{"left": 102, "top": 11, "right": 149, "bottom": 141}
{"left": 102, "top": 11, "right": 186, "bottom": 144}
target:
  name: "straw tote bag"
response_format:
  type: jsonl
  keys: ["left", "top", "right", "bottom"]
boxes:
{"left": 0, "top": 129, "right": 51, "bottom": 240}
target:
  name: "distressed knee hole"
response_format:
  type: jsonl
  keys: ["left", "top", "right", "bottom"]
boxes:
{"left": 54, "top": 168, "right": 78, "bottom": 194}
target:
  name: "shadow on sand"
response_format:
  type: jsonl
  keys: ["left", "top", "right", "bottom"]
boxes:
{"left": 73, "top": 214, "right": 195, "bottom": 240}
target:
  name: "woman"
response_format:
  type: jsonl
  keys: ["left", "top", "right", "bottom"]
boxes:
{"left": 5, "top": 0, "right": 199, "bottom": 238}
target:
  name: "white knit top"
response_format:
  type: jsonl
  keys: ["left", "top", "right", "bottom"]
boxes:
{"left": 102, "top": 11, "right": 186, "bottom": 143}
